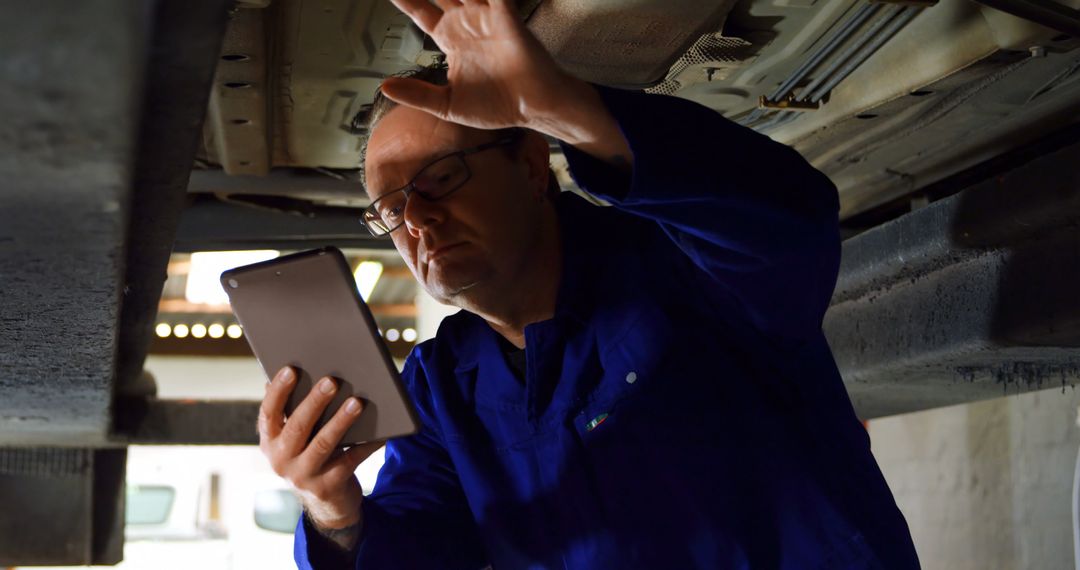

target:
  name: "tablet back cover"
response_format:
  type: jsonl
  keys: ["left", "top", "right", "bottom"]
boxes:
{"left": 222, "top": 248, "right": 418, "bottom": 445}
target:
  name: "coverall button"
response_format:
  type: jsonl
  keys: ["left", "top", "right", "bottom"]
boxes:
{"left": 626, "top": 371, "right": 637, "bottom": 384}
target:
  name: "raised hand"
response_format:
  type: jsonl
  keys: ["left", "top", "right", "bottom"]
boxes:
{"left": 385, "top": 0, "right": 633, "bottom": 170}
{"left": 383, "top": 0, "right": 576, "bottom": 132}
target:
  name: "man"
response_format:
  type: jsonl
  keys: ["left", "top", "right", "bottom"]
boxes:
{"left": 258, "top": 0, "right": 920, "bottom": 568}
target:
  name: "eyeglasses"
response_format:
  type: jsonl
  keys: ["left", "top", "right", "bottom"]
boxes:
{"left": 361, "top": 134, "right": 521, "bottom": 237}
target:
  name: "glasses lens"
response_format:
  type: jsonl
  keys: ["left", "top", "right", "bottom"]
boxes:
{"left": 362, "top": 153, "right": 474, "bottom": 237}
{"left": 412, "top": 155, "right": 468, "bottom": 198}
{"left": 365, "top": 190, "right": 407, "bottom": 236}
{"left": 362, "top": 207, "right": 389, "bottom": 236}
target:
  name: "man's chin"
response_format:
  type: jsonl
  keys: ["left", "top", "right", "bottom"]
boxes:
{"left": 426, "top": 269, "right": 483, "bottom": 300}
{"left": 422, "top": 257, "right": 494, "bottom": 300}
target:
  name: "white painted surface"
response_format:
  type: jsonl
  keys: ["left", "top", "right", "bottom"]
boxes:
{"left": 144, "top": 355, "right": 267, "bottom": 400}
{"left": 870, "top": 385, "right": 1080, "bottom": 570}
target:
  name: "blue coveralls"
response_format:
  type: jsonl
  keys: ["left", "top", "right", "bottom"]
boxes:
{"left": 296, "top": 86, "right": 920, "bottom": 569}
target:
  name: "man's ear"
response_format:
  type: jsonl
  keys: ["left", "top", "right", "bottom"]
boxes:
{"left": 520, "top": 130, "right": 552, "bottom": 200}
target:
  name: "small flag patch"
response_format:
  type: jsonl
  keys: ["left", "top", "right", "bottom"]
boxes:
{"left": 586, "top": 413, "right": 609, "bottom": 431}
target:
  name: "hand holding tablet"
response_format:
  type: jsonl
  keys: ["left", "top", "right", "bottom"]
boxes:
{"left": 221, "top": 247, "right": 419, "bottom": 446}
{"left": 223, "top": 247, "right": 421, "bottom": 534}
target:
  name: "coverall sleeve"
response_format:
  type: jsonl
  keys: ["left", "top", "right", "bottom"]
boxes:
{"left": 293, "top": 356, "right": 488, "bottom": 569}
{"left": 559, "top": 85, "right": 842, "bottom": 344}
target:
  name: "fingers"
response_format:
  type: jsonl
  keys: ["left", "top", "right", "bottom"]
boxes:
{"left": 296, "top": 396, "right": 365, "bottom": 473}
{"left": 279, "top": 375, "right": 340, "bottom": 455}
{"left": 432, "top": 0, "right": 461, "bottom": 10}
{"left": 325, "top": 441, "right": 386, "bottom": 481}
{"left": 258, "top": 366, "right": 296, "bottom": 440}
{"left": 389, "top": 0, "right": 442, "bottom": 35}
{"left": 256, "top": 370, "right": 372, "bottom": 517}
{"left": 379, "top": 77, "right": 451, "bottom": 120}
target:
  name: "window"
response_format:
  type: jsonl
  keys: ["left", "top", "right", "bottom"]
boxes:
{"left": 126, "top": 485, "right": 176, "bottom": 525}
{"left": 253, "top": 489, "right": 302, "bottom": 534}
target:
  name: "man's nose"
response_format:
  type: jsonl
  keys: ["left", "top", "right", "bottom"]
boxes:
{"left": 403, "top": 192, "right": 445, "bottom": 237}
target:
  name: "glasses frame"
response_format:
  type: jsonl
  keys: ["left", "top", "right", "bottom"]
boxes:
{"left": 361, "top": 133, "right": 522, "bottom": 237}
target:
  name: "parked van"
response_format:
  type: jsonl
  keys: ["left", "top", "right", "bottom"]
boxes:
{"left": 20, "top": 445, "right": 385, "bottom": 570}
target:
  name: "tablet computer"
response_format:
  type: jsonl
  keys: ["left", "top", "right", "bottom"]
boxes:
{"left": 220, "top": 247, "right": 419, "bottom": 446}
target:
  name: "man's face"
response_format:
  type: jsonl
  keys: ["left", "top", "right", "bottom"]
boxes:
{"left": 364, "top": 106, "right": 551, "bottom": 305}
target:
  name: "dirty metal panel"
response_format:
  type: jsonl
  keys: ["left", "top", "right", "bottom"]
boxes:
{"left": 0, "top": 447, "right": 127, "bottom": 566}
{"left": 527, "top": 0, "right": 737, "bottom": 87}
{"left": 662, "top": 0, "right": 1079, "bottom": 220}
{"left": 205, "top": 6, "right": 271, "bottom": 176}
{"left": 188, "top": 167, "right": 368, "bottom": 204}
{"left": 112, "top": 0, "right": 232, "bottom": 403}
{"left": 825, "top": 135, "right": 1080, "bottom": 418}
{"left": 0, "top": 0, "right": 145, "bottom": 446}
{"left": 272, "top": 0, "right": 436, "bottom": 169}
{"left": 802, "top": 47, "right": 1080, "bottom": 220}
{"left": 113, "top": 399, "right": 261, "bottom": 445}
{"left": 173, "top": 194, "right": 393, "bottom": 252}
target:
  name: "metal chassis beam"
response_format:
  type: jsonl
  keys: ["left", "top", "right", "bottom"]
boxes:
{"left": 174, "top": 194, "right": 394, "bottom": 252}
{"left": 826, "top": 135, "right": 1080, "bottom": 418}
{"left": 0, "top": 0, "right": 228, "bottom": 564}
{"left": 114, "top": 0, "right": 232, "bottom": 401}
{"left": 113, "top": 399, "right": 260, "bottom": 446}
{"left": 972, "top": 0, "right": 1080, "bottom": 38}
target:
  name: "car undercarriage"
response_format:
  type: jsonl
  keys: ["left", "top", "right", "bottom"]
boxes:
{"left": 2, "top": 0, "right": 1078, "bottom": 564}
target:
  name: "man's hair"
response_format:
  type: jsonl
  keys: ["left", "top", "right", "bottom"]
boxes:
{"left": 358, "top": 64, "right": 560, "bottom": 198}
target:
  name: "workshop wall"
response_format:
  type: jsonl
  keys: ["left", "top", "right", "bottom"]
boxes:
{"left": 870, "top": 385, "right": 1080, "bottom": 569}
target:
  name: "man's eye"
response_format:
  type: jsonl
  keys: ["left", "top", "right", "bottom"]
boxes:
{"left": 415, "top": 173, "right": 453, "bottom": 192}
{"left": 382, "top": 205, "right": 404, "bottom": 221}
{"left": 416, "top": 160, "right": 464, "bottom": 191}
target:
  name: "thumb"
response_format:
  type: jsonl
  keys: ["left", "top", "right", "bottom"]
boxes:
{"left": 329, "top": 440, "right": 385, "bottom": 477}
{"left": 380, "top": 77, "right": 451, "bottom": 120}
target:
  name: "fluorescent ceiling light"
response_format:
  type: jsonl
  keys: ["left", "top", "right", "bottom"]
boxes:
{"left": 354, "top": 260, "right": 384, "bottom": 301}
{"left": 185, "top": 250, "right": 279, "bottom": 306}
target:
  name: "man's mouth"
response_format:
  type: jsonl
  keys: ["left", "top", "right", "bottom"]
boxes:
{"left": 425, "top": 242, "right": 466, "bottom": 263}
